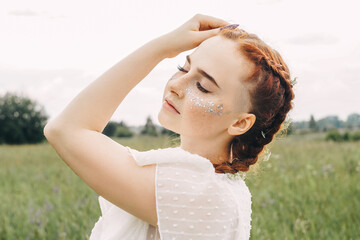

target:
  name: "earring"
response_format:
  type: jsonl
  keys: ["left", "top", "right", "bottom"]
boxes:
{"left": 229, "top": 143, "right": 234, "bottom": 164}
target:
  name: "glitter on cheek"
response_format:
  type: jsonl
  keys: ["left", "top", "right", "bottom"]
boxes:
{"left": 185, "top": 88, "right": 224, "bottom": 116}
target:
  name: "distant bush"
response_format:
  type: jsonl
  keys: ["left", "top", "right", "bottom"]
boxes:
{"left": 116, "top": 121, "right": 134, "bottom": 138}
{"left": 0, "top": 92, "right": 49, "bottom": 144}
{"left": 325, "top": 130, "right": 343, "bottom": 142}
{"left": 102, "top": 121, "right": 118, "bottom": 137}
{"left": 351, "top": 131, "right": 360, "bottom": 141}
{"left": 140, "top": 116, "right": 158, "bottom": 137}
{"left": 325, "top": 130, "right": 360, "bottom": 142}
{"left": 160, "top": 127, "right": 179, "bottom": 137}
{"left": 343, "top": 132, "right": 350, "bottom": 141}
{"left": 102, "top": 120, "right": 134, "bottom": 138}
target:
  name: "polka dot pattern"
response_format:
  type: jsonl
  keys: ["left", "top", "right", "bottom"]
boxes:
{"left": 89, "top": 146, "right": 252, "bottom": 240}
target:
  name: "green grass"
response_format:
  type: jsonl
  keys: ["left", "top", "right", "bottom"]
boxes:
{"left": 0, "top": 133, "right": 359, "bottom": 239}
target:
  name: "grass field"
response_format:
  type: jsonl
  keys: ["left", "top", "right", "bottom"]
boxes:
{"left": 0, "top": 133, "right": 359, "bottom": 239}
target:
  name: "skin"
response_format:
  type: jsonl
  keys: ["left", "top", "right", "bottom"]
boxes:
{"left": 43, "top": 14, "right": 255, "bottom": 228}
{"left": 158, "top": 35, "right": 256, "bottom": 165}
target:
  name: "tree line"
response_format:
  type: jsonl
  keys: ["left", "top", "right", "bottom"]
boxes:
{"left": 0, "top": 92, "right": 178, "bottom": 145}
{"left": 102, "top": 116, "right": 179, "bottom": 138}
{"left": 293, "top": 114, "right": 360, "bottom": 132}
{"left": 1, "top": 92, "right": 358, "bottom": 145}
{"left": 290, "top": 114, "right": 360, "bottom": 142}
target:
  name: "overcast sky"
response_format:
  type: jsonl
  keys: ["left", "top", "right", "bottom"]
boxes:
{"left": 1, "top": 0, "right": 359, "bottom": 126}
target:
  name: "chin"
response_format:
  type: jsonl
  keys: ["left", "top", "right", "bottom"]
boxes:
{"left": 157, "top": 110, "right": 180, "bottom": 134}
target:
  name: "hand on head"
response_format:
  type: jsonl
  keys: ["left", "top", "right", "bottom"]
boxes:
{"left": 160, "top": 14, "right": 234, "bottom": 58}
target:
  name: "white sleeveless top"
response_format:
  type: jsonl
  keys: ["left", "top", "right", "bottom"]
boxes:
{"left": 89, "top": 146, "right": 252, "bottom": 240}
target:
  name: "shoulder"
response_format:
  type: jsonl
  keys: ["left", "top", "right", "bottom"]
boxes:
{"left": 155, "top": 164, "right": 241, "bottom": 238}
{"left": 126, "top": 146, "right": 214, "bottom": 172}
{"left": 220, "top": 175, "right": 252, "bottom": 212}
{"left": 223, "top": 176, "right": 252, "bottom": 239}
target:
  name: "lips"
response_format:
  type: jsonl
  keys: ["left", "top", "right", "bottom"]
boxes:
{"left": 165, "top": 98, "right": 180, "bottom": 114}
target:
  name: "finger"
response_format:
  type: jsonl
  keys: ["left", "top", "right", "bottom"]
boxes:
{"left": 196, "top": 28, "right": 222, "bottom": 43}
{"left": 219, "top": 24, "right": 240, "bottom": 30}
{"left": 195, "top": 14, "right": 230, "bottom": 31}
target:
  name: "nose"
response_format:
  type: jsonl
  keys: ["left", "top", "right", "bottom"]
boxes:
{"left": 168, "top": 73, "right": 188, "bottom": 98}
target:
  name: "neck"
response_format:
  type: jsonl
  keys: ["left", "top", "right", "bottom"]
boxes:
{"left": 180, "top": 134, "right": 232, "bottom": 165}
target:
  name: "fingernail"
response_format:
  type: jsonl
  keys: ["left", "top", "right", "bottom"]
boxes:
{"left": 220, "top": 24, "right": 239, "bottom": 30}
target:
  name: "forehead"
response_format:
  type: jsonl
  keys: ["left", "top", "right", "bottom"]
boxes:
{"left": 190, "top": 36, "right": 254, "bottom": 89}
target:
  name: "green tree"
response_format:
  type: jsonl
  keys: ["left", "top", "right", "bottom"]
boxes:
{"left": 343, "top": 131, "right": 350, "bottom": 141}
{"left": 102, "top": 121, "right": 118, "bottom": 137}
{"left": 160, "top": 127, "right": 180, "bottom": 137}
{"left": 325, "top": 129, "right": 343, "bottom": 142}
{"left": 0, "top": 92, "right": 48, "bottom": 144}
{"left": 141, "top": 116, "right": 158, "bottom": 136}
{"left": 351, "top": 131, "right": 360, "bottom": 141}
{"left": 346, "top": 113, "right": 360, "bottom": 129}
{"left": 309, "top": 114, "right": 318, "bottom": 131}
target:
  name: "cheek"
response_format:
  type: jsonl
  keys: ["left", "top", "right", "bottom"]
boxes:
{"left": 182, "top": 88, "right": 225, "bottom": 131}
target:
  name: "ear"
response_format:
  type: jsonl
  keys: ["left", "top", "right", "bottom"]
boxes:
{"left": 228, "top": 113, "right": 256, "bottom": 136}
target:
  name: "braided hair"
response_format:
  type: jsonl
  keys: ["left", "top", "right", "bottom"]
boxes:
{"left": 213, "top": 28, "right": 295, "bottom": 174}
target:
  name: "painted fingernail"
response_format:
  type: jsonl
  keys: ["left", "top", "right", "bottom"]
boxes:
{"left": 220, "top": 24, "right": 239, "bottom": 30}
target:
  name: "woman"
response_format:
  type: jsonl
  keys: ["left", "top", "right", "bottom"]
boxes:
{"left": 44, "top": 14, "right": 294, "bottom": 240}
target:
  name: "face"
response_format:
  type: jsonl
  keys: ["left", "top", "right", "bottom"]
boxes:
{"left": 158, "top": 36, "right": 255, "bottom": 139}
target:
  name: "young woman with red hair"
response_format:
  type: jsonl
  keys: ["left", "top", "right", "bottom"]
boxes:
{"left": 44, "top": 13, "right": 294, "bottom": 240}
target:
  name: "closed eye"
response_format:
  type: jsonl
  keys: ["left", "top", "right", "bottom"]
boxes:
{"left": 177, "top": 64, "right": 187, "bottom": 73}
{"left": 196, "top": 82, "right": 209, "bottom": 93}
{"left": 177, "top": 64, "right": 210, "bottom": 93}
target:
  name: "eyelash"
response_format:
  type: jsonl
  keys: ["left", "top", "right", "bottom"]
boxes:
{"left": 176, "top": 64, "right": 210, "bottom": 93}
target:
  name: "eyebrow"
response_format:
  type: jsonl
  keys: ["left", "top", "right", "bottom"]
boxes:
{"left": 186, "top": 55, "right": 220, "bottom": 89}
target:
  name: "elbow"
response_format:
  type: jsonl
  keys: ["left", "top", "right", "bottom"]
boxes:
{"left": 43, "top": 123, "right": 53, "bottom": 139}
{"left": 43, "top": 120, "right": 63, "bottom": 141}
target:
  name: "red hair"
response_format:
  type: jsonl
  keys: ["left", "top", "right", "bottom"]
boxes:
{"left": 213, "top": 28, "right": 295, "bottom": 174}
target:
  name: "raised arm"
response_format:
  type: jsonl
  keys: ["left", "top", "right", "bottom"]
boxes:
{"left": 45, "top": 36, "right": 167, "bottom": 133}
{"left": 43, "top": 14, "right": 229, "bottom": 227}
{"left": 44, "top": 14, "right": 227, "bottom": 133}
